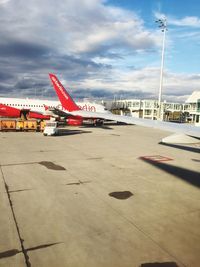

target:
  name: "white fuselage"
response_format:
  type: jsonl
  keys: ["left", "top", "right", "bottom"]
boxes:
{"left": 0, "top": 97, "right": 108, "bottom": 114}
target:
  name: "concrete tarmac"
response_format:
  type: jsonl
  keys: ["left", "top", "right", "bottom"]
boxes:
{"left": 0, "top": 124, "right": 199, "bottom": 267}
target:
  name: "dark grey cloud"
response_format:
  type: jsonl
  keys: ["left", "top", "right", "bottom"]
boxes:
{"left": 0, "top": 40, "right": 50, "bottom": 59}
{"left": 14, "top": 78, "right": 48, "bottom": 90}
{"left": 0, "top": 38, "right": 111, "bottom": 97}
{"left": 0, "top": 71, "right": 13, "bottom": 81}
{"left": 71, "top": 88, "right": 154, "bottom": 100}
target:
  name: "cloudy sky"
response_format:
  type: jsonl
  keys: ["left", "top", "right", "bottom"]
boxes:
{"left": 0, "top": 0, "right": 200, "bottom": 102}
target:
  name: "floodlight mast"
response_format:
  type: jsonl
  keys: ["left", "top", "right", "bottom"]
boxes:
{"left": 155, "top": 18, "right": 167, "bottom": 120}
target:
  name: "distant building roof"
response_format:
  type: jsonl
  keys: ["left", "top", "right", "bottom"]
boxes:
{"left": 185, "top": 91, "right": 200, "bottom": 103}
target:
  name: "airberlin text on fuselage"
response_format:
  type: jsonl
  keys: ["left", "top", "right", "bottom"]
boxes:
{"left": 79, "top": 104, "right": 96, "bottom": 112}
{"left": 52, "top": 76, "right": 69, "bottom": 100}
{"left": 56, "top": 104, "right": 96, "bottom": 112}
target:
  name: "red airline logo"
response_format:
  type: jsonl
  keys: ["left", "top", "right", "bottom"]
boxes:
{"left": 51, "top": 76, "right": 69, "bottom": 100}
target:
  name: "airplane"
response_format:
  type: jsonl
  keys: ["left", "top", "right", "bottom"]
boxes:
{"left": 0, "top": 95, "right": 107, "bottom": 125}
{"left": 49, "top": 73, "right": 200, "bottom": 144}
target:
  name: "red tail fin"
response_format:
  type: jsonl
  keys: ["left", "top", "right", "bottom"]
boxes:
{"left": 49, "top": 73, "right": 80, "bottom": 112}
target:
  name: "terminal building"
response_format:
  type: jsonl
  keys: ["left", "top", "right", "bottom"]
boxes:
{"left": 184, "top": 91, "right": 200, "bottom": 125}
{"left": 106, "top": 91, "right": 200, "bottom": 125}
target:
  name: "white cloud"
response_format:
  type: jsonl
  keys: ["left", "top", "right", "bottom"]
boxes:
{"left": 155, "top": 12, "right": 200, "bottom": 28}
{"left": 169, "top": 16, "right": 200, "bottom": 27}
{"left": 0, "top": 0, "right": 158, "bottom": 56}
{"left": 73, "top": 66, "right": 200, "bottom": 101}
{"left": 0, "top": 0, "right": 10, "bottom": 4}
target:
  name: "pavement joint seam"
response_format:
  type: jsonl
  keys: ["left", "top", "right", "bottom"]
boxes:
{"left": 0, "top": 162, "right": 39, "bottom": 167}
{"left": 0, "top": 166, "right": 31, "bottom": 267}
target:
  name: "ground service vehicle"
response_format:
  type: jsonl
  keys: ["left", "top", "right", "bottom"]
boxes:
{"left": 43, "top": 121, "right": 58, "bottom": 136}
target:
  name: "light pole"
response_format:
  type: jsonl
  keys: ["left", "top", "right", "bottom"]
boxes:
{"left": 155, "top": 18, "right": 167, "bottom": 120}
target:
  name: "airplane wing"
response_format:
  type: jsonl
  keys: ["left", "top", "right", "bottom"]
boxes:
{"left": 69, "top": 109, "right": 200, "bottom": 139}
{"left": 47, "top": 107, "right": 73, "bottom": 117}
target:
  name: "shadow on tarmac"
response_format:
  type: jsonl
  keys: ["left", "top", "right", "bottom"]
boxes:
{"left": 0, "top": 242, "right": 61, "bottom": 259}
{"left": 80, "top": 125, "right": 114, "bottom": 130}
{"left": 159, "top": 142, "right": 200, "bottom": 154}
{"left": 57, "top": 129, "right": 92, "bottom": 136}
{"left": 80, "top": 121, "right": 134, "bottom": 130}
{"left": 140, "top": 158, "right": 200, "bottom": 189}
{"left": 140, "top": 262, "right": 179, "bottom": 267}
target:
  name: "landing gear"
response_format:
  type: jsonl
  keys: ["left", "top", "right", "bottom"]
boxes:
{"left": 94, "top": 119, "right": 104, "bottom": 127}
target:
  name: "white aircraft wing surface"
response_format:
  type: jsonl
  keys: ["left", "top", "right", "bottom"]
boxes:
{"left": 71, "top": 109, "right": 200, "bottom": 139}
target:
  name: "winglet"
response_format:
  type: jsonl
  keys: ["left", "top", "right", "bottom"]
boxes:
{"left": 49, "top": 73, "right": 80, "bottom": 111}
